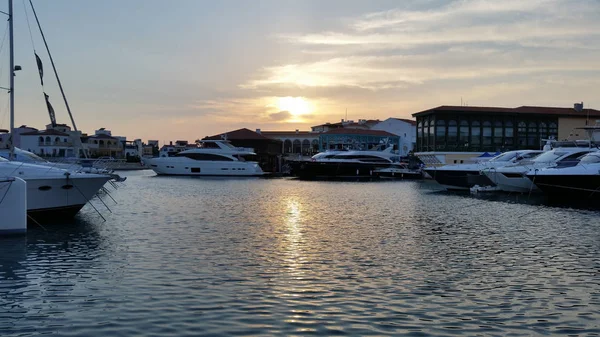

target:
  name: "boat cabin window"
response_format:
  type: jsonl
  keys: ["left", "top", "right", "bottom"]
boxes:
{"left": 580, "top": 153, "right": 600, "bottom": 163}
{"left": 558, "top": 151, "right": 592, "bottom": 164}
{"left": 234, "top": 154, "right": 258, "bottom": 162}
{"left": 489, "top": 152, "right": 517, "bottom": 162}
{"left": 198, "top": 141, "right": 235, "bottom": 149}
{"left": 533, "top": 150, "right": 569, "bottom": 163}
{"left": 330, "top": 154, "right": 391, "bottom": 163}
{"left": 176, "top": 153, "right": 234, "bottom": 161}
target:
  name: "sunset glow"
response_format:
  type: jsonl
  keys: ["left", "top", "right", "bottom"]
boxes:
{"left": 276, "top": 97, "right": 313, "bottom": 116}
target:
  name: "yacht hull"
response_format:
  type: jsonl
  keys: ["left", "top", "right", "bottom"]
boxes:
{"left": 527, "top": 174, "right": 600, "bottom": 200}
{"left": 483, "top": 170, "right": 539, "bottom": 193}
{"left": 424, "top": 168, "right": 494, "bottom": 190}
{"left": 24, "top": 176, "right": 111, "bottom": 223}
{"left": 290, "top": 161, "right": 390, "bottom": 180}
{"left": 149, "top": 158, "right": 264, "bottom": 176}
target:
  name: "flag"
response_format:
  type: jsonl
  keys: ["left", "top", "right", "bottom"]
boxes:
{"left": 44, "top": 93, "right": 57, "bottom": 127}
{"left": 35, "top": 53, "right": 44, "bottom": 86}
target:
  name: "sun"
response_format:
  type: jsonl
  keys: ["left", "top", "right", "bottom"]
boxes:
{"left": 277, "top": 96, "right": 312, "bottom": 116}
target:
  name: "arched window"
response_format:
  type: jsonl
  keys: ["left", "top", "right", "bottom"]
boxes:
{"left": 301, "top": 139, "right": 310, "bottom": 154}
{"left": 471, "top": 121, "right": 480, "bottom": 146}
{"left": 38, "top": 136, "right": 43, "bottom": 143}
{"left": 447, "top": 120, "right": 457, "bottom": 144}
{"left": 311, "top": 139, "right": 319, "bottom": 152}
{"left": 482, "top": 121, "right": 492, "bottom": 145}
{"left": 505, "top": 121, "right": 514, "bottom": 145}
{"left": 54, "top": 137, "right": 60, "bottom": 144}
{"left": 292, "top": 140, "right": 301, "bottom": 153}
{"left": 283, "top": 139, "right": 292, "bottom": 153}
{"left": 45, "top": 136, "right": 51, "bottom": 143}
{"left": 493, "top": 121, "right": 503, "bottom": 146}
{"left": 435, "top": 120, "right": 446, "bottom": 138}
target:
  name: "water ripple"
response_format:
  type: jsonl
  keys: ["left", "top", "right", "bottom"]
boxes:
{"left": 0, "top": 171, "right": 599, "bottom": 336}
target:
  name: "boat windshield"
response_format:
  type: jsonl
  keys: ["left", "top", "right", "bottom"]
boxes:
{"left": 580, "top": 153, "right": 600, "bottom": 164}
{"left": 533, "top": 150, "right": 570, "bottom": 163}
{"left": 18, "top": 151, "right": 47, "bottom": 163}
{"left": 489, "top": 152, "right": 517, "bottom": 162}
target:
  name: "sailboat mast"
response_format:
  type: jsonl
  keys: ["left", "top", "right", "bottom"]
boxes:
{"left": 8, "top": 0, "right": 14, "bottom": 160}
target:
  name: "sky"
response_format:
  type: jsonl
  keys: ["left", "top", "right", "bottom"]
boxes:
{"left": 1, "top": 0, "right": 599, "bottom": 143}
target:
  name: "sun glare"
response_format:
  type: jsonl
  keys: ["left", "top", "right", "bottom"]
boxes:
{"left": 277, "top": 97, "right": 312, "bottom": 116}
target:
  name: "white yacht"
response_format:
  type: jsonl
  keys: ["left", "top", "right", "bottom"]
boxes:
{"left": 424, "top": 150, "right": 543, "bottom": 190}
{"left": 148, "top": 140, "right": 264, "bottom": 176}
{"left": 526, "top": 152, "right": 600, "bottom": 200}
{"left": 482, "top": 147, "right": 596, "bottom": 193}
{"left": 0, "top": 157, "right": 112, "bottom": 221}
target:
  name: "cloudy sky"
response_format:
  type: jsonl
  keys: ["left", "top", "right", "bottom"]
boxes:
{"left": 2, "top": 0, "right": 599, "bottom": 143}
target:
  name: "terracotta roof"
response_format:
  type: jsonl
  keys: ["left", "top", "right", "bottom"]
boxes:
{"left": 21, "top": 129, "right": 69, "bottom": 136}
{"left": 412, "top": 105, "right": 600, "bottom": 117}
{"left": 322, "top": 128, "right": 398, "bottom": 137}
{"left": 390, "top": 118, "right": 417, "bottom": 125}
{"left": 203, "top": 128, "right": 275, "bottom": 141}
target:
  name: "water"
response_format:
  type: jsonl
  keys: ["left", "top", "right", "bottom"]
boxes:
{"left": 1, "top": 170, "right": 600, "bottom": 336}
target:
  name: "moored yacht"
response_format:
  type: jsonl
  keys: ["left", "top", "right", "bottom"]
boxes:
{"left": 424, "top": 150, "right": 543, "bottom": 190}
{"left": 482, "top": 147, "right": 596, "bottom": 193}
{"left": 148, "top": 140, "right": 264, "bottom": 176}
{"left": 525, "top": 152, "right": 600, "bottom": 199}
{"left": 0, "top": 157, "right": 112, "bottom": 222}
{"left": 290, "top": 145, "right": 398, "bottom": 179}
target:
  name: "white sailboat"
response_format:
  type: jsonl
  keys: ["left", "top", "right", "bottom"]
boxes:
{"left": 0, "top": 0, "right": 112, "bottom": 222}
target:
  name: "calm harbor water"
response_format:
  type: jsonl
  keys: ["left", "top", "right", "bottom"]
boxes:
{"left": 1, "top": 170, "right": 599, "bottom": 336}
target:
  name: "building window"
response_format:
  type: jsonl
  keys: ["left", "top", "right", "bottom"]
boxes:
{"left": 293, "top": 140, "right": 301, "bottom": 153}
{"left": 447, "top": 120, "right": 457, "bottom": 144}
{"left": 518, "top": 121, "right": 527, "bottom": 146}
{"left": 505, "top": 121, "right": 514, "bottom": 145}
{"left": 417, "top": 121, "right": 423, "bottom": 149}
{"left": 482, "top": 121, "right": 492, "bottom": 146}
{"left": 471, "top": 121, "right": 480, "bottom": 146}
{"left": 528, "top": 122, "right": 538, "bottom": 146}
{"left": 493, "top": 121, "right": 503, "bottom": 146}
{"left": 549, "top": 122, "right": 558, "bottom": 139}
{"left": 284, "top": 139, "right": 292, "bottom": 153}
{"left": 435, "top": 120, "right": 446, "bottom": 146}
{"left": 459, "top": 120, "right": 469, "bottom": 146}
{"left": 539, "top": 122, "right": 548, "bottom": 140}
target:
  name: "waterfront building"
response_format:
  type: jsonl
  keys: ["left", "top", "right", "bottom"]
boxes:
{"left": 318, "top": 128, "right": 400, "bottom": 152}
{"left": 0, "top": 125, "right": 38, "bottom": 149}
{"left": 85, "top": 128, "right": 125, "bottom": 158}
{"left": 259, "top": 129, "right": 319, "bottom": 155}
{"left": 371, "top": 118, "right": 416, "bottom": 156}
{"left": 412, "top": 104, "right": 600, "bottom": 153}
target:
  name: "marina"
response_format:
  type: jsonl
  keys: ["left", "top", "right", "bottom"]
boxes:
{"left": 0, "top": 0, "right": 599, "bottom": 336}
{"left": 1, "top": 171, "right": 600, "bottom": 336}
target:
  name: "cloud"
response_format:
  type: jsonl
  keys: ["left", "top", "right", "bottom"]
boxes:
{"left": 242, "top": 0, "right": 600, "bottom": 101}
{"left": 269, "top": 110, "right": 292, "bottom": 121}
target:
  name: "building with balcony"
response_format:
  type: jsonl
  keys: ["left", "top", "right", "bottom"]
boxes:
{"left": 85, "top": 128, "right": 124, "bottom": 158}
{"left": 20, "top": 128, "right": 76, "bottom": 157}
